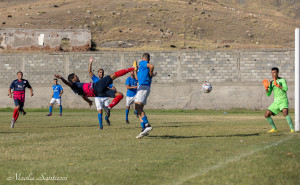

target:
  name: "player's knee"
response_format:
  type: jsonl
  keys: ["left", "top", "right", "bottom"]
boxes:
{"left": 264, "top": 112, "right": 270, "bottom": 118}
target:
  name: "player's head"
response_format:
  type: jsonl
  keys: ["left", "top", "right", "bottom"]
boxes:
{"left": 68, "top": 73, "right": 79, "bottom": 82}
{"left": 142, "top": 53, "right": 150, "bottom": 61}
{"left": 271, "top": 67, "right": 279, "bottom": 79}
{"left": 17, "top": 71, "right": 23, "bottom": 80}
{"left": 98, "top": 69, "right": 104, "bottom": 78}
{"left": 130, "top": 70, "right": 134, "bottom": 77}
{"left": 53, "top": 78, "right": 58, "bottom": 85}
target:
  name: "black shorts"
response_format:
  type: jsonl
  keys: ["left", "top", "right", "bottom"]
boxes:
{"left": 93, "top": 76, "right": 116, "bottom": 98}
{"left": 14, "top": 99, "right": 24, "bottom": 108}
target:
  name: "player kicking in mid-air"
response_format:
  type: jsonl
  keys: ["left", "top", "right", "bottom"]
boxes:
{"left": 125, "top": 69, "right": 138, "bottom": 124}
{"left": 54, "top": 60, "right": 137, "bottom": 121}
{"left": 89, "top": 56, "right": 116, "bottom": 129}
{"left": 8, "top": 71, "right": 34, "bottom": 128}
{"left": 46, "top": 78, "right": 63, "bottom": 116}
{"left": 135, "top": 53, "right": 157, "bottom": 139}
{"left": 263, "top": 67, "right": 294, "bottom": 133}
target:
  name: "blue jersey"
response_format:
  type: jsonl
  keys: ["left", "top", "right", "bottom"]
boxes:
{"left": 52, "top": 84, "right": 63, "bottom": 99}
{"left": 137, "top": 60, "right": 152, "bottom": 86}
{"left": 125, "top": 76, "right": 138, "bottom": 97}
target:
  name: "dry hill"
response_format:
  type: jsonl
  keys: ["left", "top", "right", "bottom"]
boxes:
{"left": 0, "top": 0, "right": 299, "bottom": 50}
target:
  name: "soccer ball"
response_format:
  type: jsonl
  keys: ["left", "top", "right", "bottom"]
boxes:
{"left": 202, "top": 82, "right": 212, "bottom": 93}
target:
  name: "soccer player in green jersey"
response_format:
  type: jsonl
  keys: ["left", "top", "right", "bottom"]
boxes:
{"left": 263, "top": 67, "right": 294, "bottom": 133}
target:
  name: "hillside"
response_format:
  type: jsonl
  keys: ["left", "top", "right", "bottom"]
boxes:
{"left": 0, "top": 0, "right": 299, "bottom": 50}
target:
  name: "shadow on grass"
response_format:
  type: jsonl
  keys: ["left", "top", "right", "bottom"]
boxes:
{"left": 148, "top": 133, "right": 261, "bottom": 139}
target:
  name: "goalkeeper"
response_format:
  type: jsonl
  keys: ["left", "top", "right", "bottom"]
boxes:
{"left": 262, "top": 67, "right": 294, "bottom": 133}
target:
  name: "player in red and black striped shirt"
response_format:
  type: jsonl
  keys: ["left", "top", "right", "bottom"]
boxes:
{"left": 8, "top": 71, "right": 34, "bottom": 128}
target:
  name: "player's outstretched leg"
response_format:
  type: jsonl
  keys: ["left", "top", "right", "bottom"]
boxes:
{"left": 265, "top": 110, "right": 278, "bottom": 132}
{"left": 104, "top": 92, "right": 124, "bottom": 118}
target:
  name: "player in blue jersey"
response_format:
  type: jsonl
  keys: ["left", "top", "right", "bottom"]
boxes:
{"left": 46, "top": 79, "right": 63, "bottom": 116}
{"left": 125, "top": 70, "right": 138, "bottom": 124}
{"left": 89, "top": 56, "right": 116, "bottom": 129}
{"left": 8, "top": 71, "right": 34, "bottom": 128}
{"left": 135, "top": 53, "right": 157, "bottom": 139}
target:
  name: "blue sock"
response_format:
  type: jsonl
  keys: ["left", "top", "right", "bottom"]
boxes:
{"left": 59, "top": 106, "right": 62, "bottom": 114}
{"left": 49, "top": 106, "right": 53, "bottom": 113}
{"left": 134, "top": 110, "right": 137, "bottom": 114}
{"left": 141, "top": 122, "right": 146, "bottom": 129}
{"left": 142, "top": 116, "right": 148, "bottom": 124}
{"left": 126, "top": 109, "right": 129, "bottom": 120}
{"left": 105, "top": 116, "right": 108, "bottom": 121}
{"left": 98, "top": 113, "right": 103, "bottom": 127}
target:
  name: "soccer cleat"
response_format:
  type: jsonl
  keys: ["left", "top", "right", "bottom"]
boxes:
{"left": 105, "top": 117, "right": 111, "bottom": 126}
{"left": 132, "top": 61, "right": 138, "bottom": 70}
{"left": 99, "top": 126, "right": 103, "bottom": 130}
{"left": 46, "top": 113, "right": 52, "bottom": 116}
{"left": 290, "top": 129, "right": 295, "bottom": 133}
{"left": 136, "top": 124, "right": 152, "bottom": 139}
{"left": 22, "top": 111, "right": 26, "bottom": 115}
{"left": 103, "top": 106, "right": 111, "bottom": 118}
{"left": 59, "top": 114, "right": 62, "bottom": 116}
{"left": 267, "top": 129, "right": 278, "bottom": 133}
{"left": 126, "top": 120, "right": 130, "bottom": 124}
{"left": 11, "top": 118, "right": 15, "bottom": 128}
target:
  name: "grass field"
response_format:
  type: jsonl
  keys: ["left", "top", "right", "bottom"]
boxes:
{"left": 0, "top": 108, "right": 299, "bottom": 185}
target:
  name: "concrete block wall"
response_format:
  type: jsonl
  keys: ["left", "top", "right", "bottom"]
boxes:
{"left": 0, "top": 49, "right": 295, "bottom": 110}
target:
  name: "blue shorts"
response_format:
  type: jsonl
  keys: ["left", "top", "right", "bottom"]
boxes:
{"left": 93, "top": 76, "right": 116, "bottom": 98}
{"left": 14, "top": 99, "right": 24, "bottom": 108}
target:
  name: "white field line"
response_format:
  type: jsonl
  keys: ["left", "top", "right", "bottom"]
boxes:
{"left": 175, "top": 135, "right": 294, "bottom": 185}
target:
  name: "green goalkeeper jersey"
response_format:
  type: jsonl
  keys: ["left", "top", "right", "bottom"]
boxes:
{"left": 266, "top": 77, "right": 288, "bottom": 102}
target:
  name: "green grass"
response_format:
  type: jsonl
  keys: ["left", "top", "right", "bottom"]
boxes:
{"left": 0, "top": 109, "right": 299, "bottom": 185}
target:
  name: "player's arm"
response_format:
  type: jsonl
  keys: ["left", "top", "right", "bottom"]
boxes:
{"left": 263, "top": 79, "right": 272, "bottom": 96}
{"left": 59, "top": 90, "right": 63, "bottom": 97}
{"left": 147, "top": 63, "right": 154, "bottom": 77}
{"left": 126, "top": 85, "right": 135, "bottom": 89}
{"left": 29, "top": 88, "right": 34, "bottom": 97}
{"left": 81, "top": 95, "right": 93, "bottom": 107}
{"left": 133, "top": 70, "right": 138, "bottom": 80}
{"left": 88, "top": 56, "right": 94, "bottom": 78}
{"left": 54, "top": 74, "right": 73, "bottom": 87}
{"left": 281, "top": 79, "right": 288, "bottom": 91}
{"left": 8, "top": 88, "right": 13, "bottom": 98}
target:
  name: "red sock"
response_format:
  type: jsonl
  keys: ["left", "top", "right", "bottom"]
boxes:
{"left": 15, "top": 111, "right": 20, "bottom": 121}
{"left": 108, "top": 94, "right": 124, "bottom": 108}
{"left": 114, "top": 67, "right": 134, "bottom": 78}
{"left": 13, "top": 108, "right": 19, "bottom": 120}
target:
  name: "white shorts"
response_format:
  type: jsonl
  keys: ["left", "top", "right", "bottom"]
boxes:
{"left": 50, "top": 98, "right": 62, "bottom": 105}
{"left": 95, "top": 97, "right": 110, "bottom": 110}
{"left": 134, "top": 85, "right": 151, "bottom": 105}
{"left": 126, "top": 96, "right": 135, "bottom": 107}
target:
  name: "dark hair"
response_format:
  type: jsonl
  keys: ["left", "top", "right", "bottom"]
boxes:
{"left": 142, "top": 53, "right": 150, "bottom": 61}
{"left": 54, "top": 78, "right": 58, "bottom": 81}
{"left": 17, "top": 71, "right": 23, "bottom": 75}
{"left": 98, "top": 69, "right": 104, "bottom": 73}
{"left": 271, "top": 67, "right": 279, "bottom": 73}
{"left": 68, "top": 73, "right": 75, "bottom": 82}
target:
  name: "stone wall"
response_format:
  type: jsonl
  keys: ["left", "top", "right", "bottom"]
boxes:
{"left": 0, "top": 49, "right": 295, "bottom": 110}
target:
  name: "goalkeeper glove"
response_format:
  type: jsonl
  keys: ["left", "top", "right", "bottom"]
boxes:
{"left": 262, "top": 79, "right": 270, "bottom": 90}
{"left": 273, "top": 78, "right": 280, "bottom": 87}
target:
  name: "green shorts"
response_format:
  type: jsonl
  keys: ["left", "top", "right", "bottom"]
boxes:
{"left": 268, "top": 101, "right": 289, "bottom": 115}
